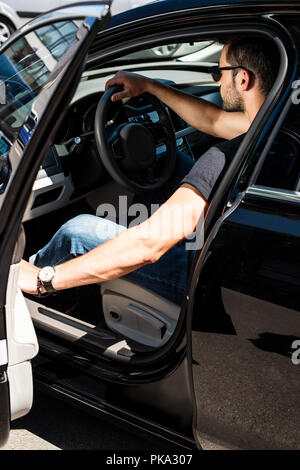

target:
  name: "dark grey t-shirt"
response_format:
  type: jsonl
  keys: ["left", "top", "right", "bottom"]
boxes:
{"left": 181, "top": 134, "right": 244, "bottom": 201}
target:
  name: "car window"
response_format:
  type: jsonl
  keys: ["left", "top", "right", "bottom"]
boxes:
{"left": 0, "top": 20, "right": 82, "bottom": 194}
{"left": 250, "top": 16, "right": 300, "bottom": 194}
{"left": 254, "top": 93, "right": 300, "bottom": 192}
{"left": 108, "top": 40, "right": 222, "bottom": 64}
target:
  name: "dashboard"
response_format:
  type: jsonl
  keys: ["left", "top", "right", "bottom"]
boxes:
{"left": 23, "top": 76, "right": 222, "bottom": 222}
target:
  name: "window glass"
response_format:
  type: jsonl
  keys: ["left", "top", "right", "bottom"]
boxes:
{"left": 255, "top": 93, "right": 300, "bottom": 192}
{"left": 36, "top": 21, "right": 79, "bottom": 60}
{"left": 251, "top": 16, "right": 300, "bottom": 193}
{"left": 108, "top": 40, "right": 222, "bottom": 64}
{"left": 0, "top": 20, "right": 81, "bottom": 194}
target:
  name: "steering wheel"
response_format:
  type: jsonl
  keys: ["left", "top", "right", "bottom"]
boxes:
{"left": 94, "top": 86, "right": 177, "bottom": 193}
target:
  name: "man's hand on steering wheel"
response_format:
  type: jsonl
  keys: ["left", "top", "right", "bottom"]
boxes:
{"left": 105, "top": 71, "right": 153, "bottom": 103}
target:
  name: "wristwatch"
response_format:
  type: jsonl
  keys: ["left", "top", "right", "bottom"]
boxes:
{"left": 37, "top": 266, "right": 57, "bottom": 295}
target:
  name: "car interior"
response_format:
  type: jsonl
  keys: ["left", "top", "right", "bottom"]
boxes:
{"left": 3, "top": 26, "right": 250, "bottom": 362}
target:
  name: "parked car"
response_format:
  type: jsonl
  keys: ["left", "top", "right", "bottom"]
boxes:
{"left": 0, "top": 0, "right": 300, "bottom": 451}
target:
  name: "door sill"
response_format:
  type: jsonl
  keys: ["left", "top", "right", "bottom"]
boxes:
{"left": 26, "top": 297, "right": 154, "bottom": 362}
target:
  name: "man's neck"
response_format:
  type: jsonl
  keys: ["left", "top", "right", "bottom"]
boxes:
{"left": 244, "top": 93, "right": 266, "bottom": 124}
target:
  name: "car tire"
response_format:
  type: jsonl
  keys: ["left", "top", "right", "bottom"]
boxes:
{"left": 0, "top": 17, "right": 15, "bottom": 46}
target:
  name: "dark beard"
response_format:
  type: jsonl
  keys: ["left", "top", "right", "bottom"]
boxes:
{"left": 222, "top": 99, "right": 245, "bottom": 112}
{"left": 222, "top": 83, "right": 245, "bottom": 112}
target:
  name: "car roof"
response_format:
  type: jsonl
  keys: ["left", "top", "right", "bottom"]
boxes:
{"left": 109, "top": 0, "right": 300, "bottom": 27}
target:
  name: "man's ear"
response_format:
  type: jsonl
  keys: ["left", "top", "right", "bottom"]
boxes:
{"left": 238, "top": 69, "right": 253, "bottom": 91}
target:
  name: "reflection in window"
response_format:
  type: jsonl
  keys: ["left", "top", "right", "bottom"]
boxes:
{"left": 256, "top": 98, "right": 300, "bottom": 192}
{"left": 35, "top": 22, "right": 78, "bottom": 61}
{"left": 0, "top": 20, "right": 80, "bottom": 157}
{"left": 112, "top": 40, "right": 222, "bottom": 63}
{"left": 0, "top": 133, "right": 11, "bottom": 194}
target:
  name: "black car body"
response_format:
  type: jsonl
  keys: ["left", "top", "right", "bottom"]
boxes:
{"left": 0, "top": 0, "right": 300, "bottom": 450}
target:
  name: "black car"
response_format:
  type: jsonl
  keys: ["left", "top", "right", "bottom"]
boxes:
{"left": 0, "top": 0, "right": 300, "bottom": 451}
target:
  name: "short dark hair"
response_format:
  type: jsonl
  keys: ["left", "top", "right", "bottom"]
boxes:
{"left": 221, "top": 36, "right": 280, "bottom": 96}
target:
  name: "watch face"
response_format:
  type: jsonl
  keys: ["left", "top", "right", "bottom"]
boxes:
{"left": 39, "top": 266, "right": 55, "bottom": 283}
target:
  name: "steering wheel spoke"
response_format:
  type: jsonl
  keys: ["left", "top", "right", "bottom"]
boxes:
{"left": 107, "top": 123, "right": 126, "bottom": 161}
{"left": 144, "top": 166, "right": 160, "bottom": 184}
{"left": 129, "top": 166, "right": 159, "bottom": 186}
{"left": 111, "top": 138, "right": 124, "bottom": 160}
{"left": 143, "top": 122, "right": 169, "bottom": 146}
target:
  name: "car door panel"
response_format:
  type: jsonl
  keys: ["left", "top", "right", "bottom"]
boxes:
{"left": 191, "top": 189, "right": 300, "bottom": 449}
{"left": 0, "top": 1, "right": 111, "bottom": 445}
{"left": 6, "top": 266, "right": 38, "bottom": 367}
{"left": 0, "top": 340, "right": 7, "bottom": 367}
{"left": 0, "top": 372, "right": 9, "bottom": 447}
{"left": 5, "top": 224, "right": 38, "bottom": 420}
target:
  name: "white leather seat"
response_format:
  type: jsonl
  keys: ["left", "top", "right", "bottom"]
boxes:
{"left": 101, "top": 278, "right": 181, "bottom": 347}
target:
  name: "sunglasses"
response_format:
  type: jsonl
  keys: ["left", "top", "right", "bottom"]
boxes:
{"left": 208, "top": 65, "right": 254, "bottom": 82}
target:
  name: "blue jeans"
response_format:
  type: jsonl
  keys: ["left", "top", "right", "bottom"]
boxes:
{"left": 30, "top": 152, "right": 195, "bottom": 305}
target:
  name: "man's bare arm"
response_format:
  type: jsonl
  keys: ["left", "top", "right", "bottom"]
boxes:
{"left": 105, "top": 71, "right": 249, "bottom": 140}
{"left": 18, "top": 185, "right": 206, "bottom": 294}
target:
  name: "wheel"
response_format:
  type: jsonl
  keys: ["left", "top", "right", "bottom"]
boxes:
{"left": 94, "top": 86, "right": 177, "bottom": 193}
{"left": 0, "top": 17, "right": 14, "bottom": 46}
{"left": 151, "top": 44, "right": 180, "bottom": 58}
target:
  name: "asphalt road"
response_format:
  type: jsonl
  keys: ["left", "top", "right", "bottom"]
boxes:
{"left": 1, "top": 387, "right": 179, "bottom": 450}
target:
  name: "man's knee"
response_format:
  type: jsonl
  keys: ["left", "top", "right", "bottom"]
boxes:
{"left": 59, "top": 214, "right": 126, "bottom": 248}
{"left": 58, "top": 214, "right": 98, "bottom": 242}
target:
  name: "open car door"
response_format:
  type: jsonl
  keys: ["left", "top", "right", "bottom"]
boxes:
{"left": 0, "top": 1, "right": 111, "bottom": 447}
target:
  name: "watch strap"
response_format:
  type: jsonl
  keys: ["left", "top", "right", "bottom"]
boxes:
{"left": 36, "top": 276, "right": 50, "bottom": 297}
{"left": 42, "top": 279, "right": 57, "bottom": 294}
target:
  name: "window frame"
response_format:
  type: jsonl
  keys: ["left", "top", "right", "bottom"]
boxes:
{"left": 246, "top": 83, "right": 300, "bottom": 202}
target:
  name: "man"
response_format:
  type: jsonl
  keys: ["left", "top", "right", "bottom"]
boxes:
{"left": 18, "top": 36, "right": 279, "bottom": 304}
